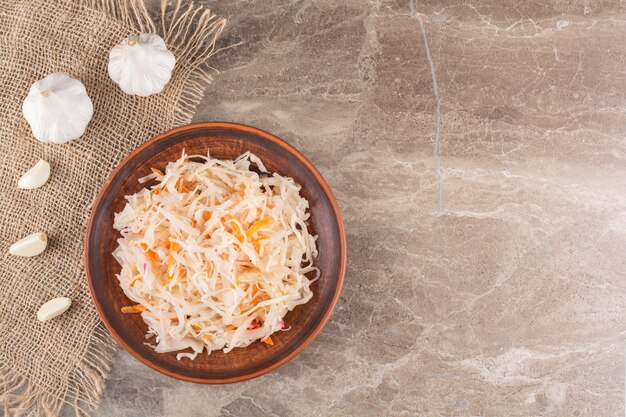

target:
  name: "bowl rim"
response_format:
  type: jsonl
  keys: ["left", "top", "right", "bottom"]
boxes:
{"left": 84, "top": 121, "right": 347, "bottom": 384}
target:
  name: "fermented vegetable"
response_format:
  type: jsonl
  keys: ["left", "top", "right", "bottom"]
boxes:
{"left": 113, "top": 151, "right": 318, "bottom": 359}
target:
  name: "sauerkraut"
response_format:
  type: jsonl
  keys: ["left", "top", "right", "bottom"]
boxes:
{"left": 112, "top": 151, "right": 318, "bottom": 359}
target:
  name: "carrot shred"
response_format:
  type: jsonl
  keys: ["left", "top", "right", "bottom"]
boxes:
{"left": 245, "top": 218, "right": 272, "bottom": 239}
{"left": 227, "top": 325, "right": 237, "bottom": 330}
{"left": 231, "top": 221, "right": 245, "bottom": 243}
{"left": 202, "top": 212, "right": 211, "bottom": 222}
{"left": 263, "top": 336, "right": 274, "bottom": 346}
{"left": 250, "top": 284, "right": 260, "bottom": 299}
{"left": 167, "top": 240, "right": 180, "bottom": 279}
{"left": 121, "top": 304, "right": 146, "bottom": 313}
{"left": 222, "top": 216, "right": 245, "bottom": 243}
{"left": 151, "top": 167, "right": 164, "bottom": 176}
{"left": 130, "top": 276, "right": 143, "bottom": 286}
{"left": 167, "top": 255, "right": 175, "bottom": 278}
{"left": 153, "top": 188, "right": 161, "bottom": 195}
{"left": 176, "top": 178, "right": 190, "bottom": 193}
{"left": 140, "top": 243, "right": 159, "bottom": 262}
{"left": 248, "top": 283, "right": 264, "bottom": 306}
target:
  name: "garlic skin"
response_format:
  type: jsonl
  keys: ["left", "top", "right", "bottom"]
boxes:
{"left": 18, "top": 159, "right": 51, "bottom": 189}
{"left": 37, "top": 297, "right": 72, "bottom": 322}
{"left": 22, "top": 73, "right": 94, "bottom": 144}
{"left": 108, "top": 34, "right": 176, "bottom": 97}
{"left": 9, "top": 233, "right": 48, "bottom": 257}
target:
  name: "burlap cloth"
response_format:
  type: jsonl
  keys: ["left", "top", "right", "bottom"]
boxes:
{"left": 0, "top": 1, "right": 225, "bottom": 415}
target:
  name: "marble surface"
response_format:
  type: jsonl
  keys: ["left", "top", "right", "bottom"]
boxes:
{"left": 79, "top": 1, "right": 626, "bottom": 416}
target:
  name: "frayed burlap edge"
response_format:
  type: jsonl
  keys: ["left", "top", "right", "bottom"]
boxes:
{"left": 0, "top": 1, "right": 226, "bottom": 416}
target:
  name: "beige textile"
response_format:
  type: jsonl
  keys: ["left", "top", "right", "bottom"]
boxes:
{"left": 0, "top": 1, "right": 225, "bottom": 415}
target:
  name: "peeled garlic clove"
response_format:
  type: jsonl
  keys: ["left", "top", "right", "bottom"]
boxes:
{"left": 9, "top": 233, "right": 47, "bottom": 257}
{"left": 108, "top": 34, "right": 176, "bottom": 96}
{"left": 22, "top": 72, "right": 94, "bottom": 144}
{"left": 18, "top": 159, "right": 51, "bottom": 189}
{"left": 37, "top": 297, "right": 72, "bottom": 322}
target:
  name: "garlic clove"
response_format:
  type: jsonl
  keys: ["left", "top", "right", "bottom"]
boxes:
{"left": 37, "top": 297, "right": 72, "bottom": 322}
{"left": 108, "top": 34, "right": 176, "bottom": 97}
{"left": 18, "top": 159, "right": 51, "bottom": 189}
{"left": 22, "top": 72, "right": 94, "bottom": 144}
{"left": 9, "top": 233, "right": 48, "bottom": 257}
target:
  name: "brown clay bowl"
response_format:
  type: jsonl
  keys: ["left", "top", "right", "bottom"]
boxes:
{"left": 85, "top": 122, "right": 346, "bottom": 383}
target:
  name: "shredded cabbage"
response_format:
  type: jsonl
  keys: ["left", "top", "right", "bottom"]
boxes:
{"left": 112, "top": 151, "right": 319, "bottom": 359}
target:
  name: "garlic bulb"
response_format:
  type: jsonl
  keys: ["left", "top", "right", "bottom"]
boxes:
{"left": 108, "top": 34, "right": 176, "bottom": 96}
{"left": 22, "top": 73, "right": 94, "bottom": 144}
